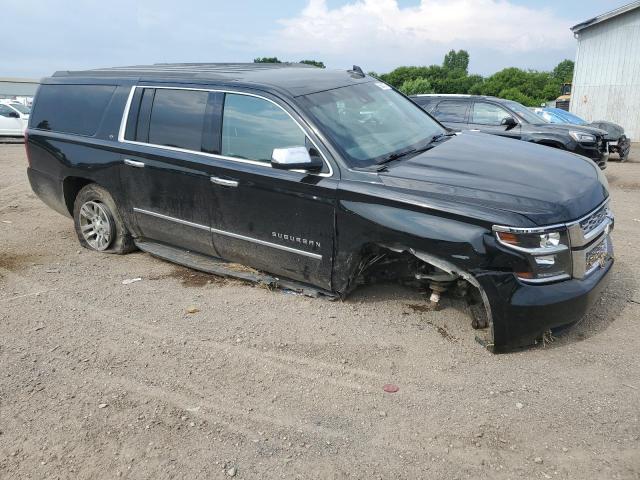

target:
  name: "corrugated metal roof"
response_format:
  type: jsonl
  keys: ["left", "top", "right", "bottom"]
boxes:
{"left": 571, "top": 1, "right": 640, "bottom": 33}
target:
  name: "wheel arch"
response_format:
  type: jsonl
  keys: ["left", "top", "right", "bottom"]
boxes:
{"left": 63, "top": 176, "right": 95, "bottom": 215}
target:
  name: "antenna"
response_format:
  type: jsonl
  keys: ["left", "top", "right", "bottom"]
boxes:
{"left": 349, "top": 65, "right": 365, "bottom": 78}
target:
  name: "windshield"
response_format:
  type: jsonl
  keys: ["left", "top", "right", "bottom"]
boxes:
{"left": 9, "top": 103, "right": 30, "bottom": 114}
{"left": 537, "top": 110, "right": 564, "bottom": 124}
{"left": 504, "top": 101, "right": 545, "bottom": 124}
{"left": 554, "top": 109, "right": 587, "bottom": 125}
{"left": 301, "top": 82, "right": 444, "bottom": 168}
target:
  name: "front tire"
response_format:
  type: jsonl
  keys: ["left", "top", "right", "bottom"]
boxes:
{"left": 73, "top": 184, "right": 136, "bottom": 254}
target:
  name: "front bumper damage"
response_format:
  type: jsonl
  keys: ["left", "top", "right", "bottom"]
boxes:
{"left": 475, "top": 202, "right": 615, "bottom": 352}
{"left": 475, "top": 253, "right": 613, "bottom": 352}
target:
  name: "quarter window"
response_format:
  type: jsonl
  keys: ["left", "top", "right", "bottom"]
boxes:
{"left": 432, "top": 100, "right": 468, "bottom": 123}
{"left": 221, "top": 94, "right": 306, "bottom": 163}
{"left": 30, "top": 84, "right": 116, "bottom": 135}
{"left": 148, "top": 89, "right": 209, "bottom": 151}
{"left": 471, "top": 102, "right": 511, "bottom": 126}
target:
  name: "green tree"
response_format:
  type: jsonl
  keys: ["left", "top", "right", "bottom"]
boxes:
{"left": 552, "top": 59, "right": 574, "bottom": 83}
{"left": 399, "top": 77, "right": 434, "bottom": 96}
{"left": 497, "top": 87, "right": 535, "bottom": 106}
{"left": 299, "top": 60, "right": 325, "bottom": 68}
{"left": 442, "top": 49, "right": 469, "bottom": 74}
{"left": 253, "top": 57, "right": 282, "bottom": 63}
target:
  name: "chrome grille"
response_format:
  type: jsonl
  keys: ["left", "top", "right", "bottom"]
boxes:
{"left": 579, "top": 204, "right": 608, "bottom": 236}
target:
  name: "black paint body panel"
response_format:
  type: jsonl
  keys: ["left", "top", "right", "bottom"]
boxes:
{"left": 26, "top": 66, "right": 613, "bottom": 351}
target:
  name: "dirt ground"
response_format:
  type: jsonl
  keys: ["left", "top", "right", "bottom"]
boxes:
{"left": 1, "top": 142, "right": 639, "bottom": 480}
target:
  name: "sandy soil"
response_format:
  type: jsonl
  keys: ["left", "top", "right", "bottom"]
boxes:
{"left": 1, "top": 143, "right": 639, "bottom": 479}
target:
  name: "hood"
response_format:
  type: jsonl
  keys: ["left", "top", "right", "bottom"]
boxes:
{"left": 379, "top": 131, "right": 608, "bottom": 226}
{"left": 588, "top": 121, "right": 624, "bottom": 140}
{"left": 529, "top": 122, "right": 609, "bottom": 138}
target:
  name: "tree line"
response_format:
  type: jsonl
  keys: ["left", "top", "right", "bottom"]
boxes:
{"left": 254, "top": 51, "right": 573, "bottom": 107}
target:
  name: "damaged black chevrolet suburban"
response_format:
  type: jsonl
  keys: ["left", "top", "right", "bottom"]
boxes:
{"left": 26, "top": 63, "right": 614, "bottom": 352}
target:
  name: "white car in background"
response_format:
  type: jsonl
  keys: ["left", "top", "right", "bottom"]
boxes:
{"left": 0, "top": 100, "right": 30, "bottom": 136}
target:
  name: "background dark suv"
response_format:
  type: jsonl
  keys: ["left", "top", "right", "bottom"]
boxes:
{"left": 411, "top": 94, "right": 609, "bottom": 169}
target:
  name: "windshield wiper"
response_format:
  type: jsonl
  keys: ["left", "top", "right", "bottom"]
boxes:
{"left": 372, "top": 131, "right": 455, "bottom": 171}
{"left": 375, "top": 148, "right": 418, "bottom": 166}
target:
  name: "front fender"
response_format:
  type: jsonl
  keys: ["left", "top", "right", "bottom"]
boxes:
{"left": 332, "top": 199, "right": 495, "bottom": 293}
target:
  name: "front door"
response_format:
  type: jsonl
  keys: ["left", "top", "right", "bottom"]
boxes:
{"left": 468, "top": 101, "right": 521, "bottom": 139}
{"left": 208, "top": 92, "right": 337, "bottom": 290}
{"left": 119, "top": 87, "right": 221, "bottom": 256}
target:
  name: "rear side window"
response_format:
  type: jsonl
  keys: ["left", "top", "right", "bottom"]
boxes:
{"left": 432, "top": 100, "right": 468, "bottom": 123}
{"left": 31, "top": 84, "right": 116, "bottom": 136}
{"left": 147, "top": 89, "right": 209, "bottom": 151}
{"left": 221, "top": 94, "right": 306, "bottom": 163}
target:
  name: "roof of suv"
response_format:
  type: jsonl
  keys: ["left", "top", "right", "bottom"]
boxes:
{"left": 49, "top": 63, "right": 375, "bottom": 97}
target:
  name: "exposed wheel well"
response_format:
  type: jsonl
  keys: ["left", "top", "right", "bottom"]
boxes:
{"left": 63, "top": 177, "right": 94, "bottom": 215}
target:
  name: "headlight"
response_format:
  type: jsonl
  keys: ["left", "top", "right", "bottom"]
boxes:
{"left": 494, "top": 227, "right": 572, "bottom": 283}
{"left": 569, "top": 131, "right": 596, "bottom": 143}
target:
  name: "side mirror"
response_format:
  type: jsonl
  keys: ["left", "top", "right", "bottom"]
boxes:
{"left": 8, "top": 111, "right": 20, "bottom": 118}
{"left": 501, "top": 116, "right": 518, "bottom": 129}
{"left": 271, "top": 146, "right": 323, "bottom": 172}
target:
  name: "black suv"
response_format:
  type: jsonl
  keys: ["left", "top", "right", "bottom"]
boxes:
{"left": 26, "top": 64, "right": 614, "bottom": 352}
{"left": 411, "top": 94, "right": 610, "bottom": 169}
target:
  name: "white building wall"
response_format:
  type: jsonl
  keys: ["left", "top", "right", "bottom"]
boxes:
{"left": 570, "top": 7, "right": 640, "bottom": 140}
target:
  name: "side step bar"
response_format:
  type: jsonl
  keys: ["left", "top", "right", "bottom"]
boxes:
{"left": 134, "top": 239, "right": 337, "bottom": 300}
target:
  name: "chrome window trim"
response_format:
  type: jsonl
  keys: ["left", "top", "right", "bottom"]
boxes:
{"left": 133, "top": 207, "right": 322, "bottom": 260}
{"left": 118, "top": 85, "right": 334, "bottom": 178}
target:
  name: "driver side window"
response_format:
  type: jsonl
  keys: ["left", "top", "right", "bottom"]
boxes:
{"left": 471, "top": 102, "right": 511, "bottom": 126}
{"left": 221, "top": 94, "right": 307, "bottom": 163}
{"left": 0, "top": 105, "right": 16, "bottom": 117}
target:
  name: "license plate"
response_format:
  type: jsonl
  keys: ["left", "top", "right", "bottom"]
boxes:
{"left": 586, "top": 237, "right": 609, "bottom": 272}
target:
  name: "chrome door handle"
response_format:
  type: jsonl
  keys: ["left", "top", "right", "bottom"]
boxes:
{"left": 124, "top": 159, "right": 145, "bottom": 168}
{"left": 210, "top": 176, "right": 238, "bottom": 187}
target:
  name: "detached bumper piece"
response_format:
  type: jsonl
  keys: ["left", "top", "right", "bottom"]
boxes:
{"left": 608, "top": 135, "right": 631, "bottom": 161}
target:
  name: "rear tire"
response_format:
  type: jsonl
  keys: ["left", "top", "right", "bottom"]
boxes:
{"left": 73, "top": 184, "right": 136, "bottom": 254}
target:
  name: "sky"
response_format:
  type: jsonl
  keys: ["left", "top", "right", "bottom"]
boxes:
{"left": 3, "top": 0, "right": 633, "bottom": 78}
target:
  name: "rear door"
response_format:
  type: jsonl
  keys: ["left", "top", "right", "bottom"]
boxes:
{"left": 207, "top": 91, "right": 338, "bottom": 290}
{"left": 468, "top": 101, "right": 521, "bottom": 139}
{"left": 0, "top": 104, "right": 23, "bottom": 135}
{"left": 429, "top": 99, "right": 470, "bottom": 131}
{"left": 119, "top": 86, "right": 221, "bottom": 256}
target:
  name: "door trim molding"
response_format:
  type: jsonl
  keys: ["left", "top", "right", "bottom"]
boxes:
{"left": 133, "top": 207, "right": 323, "bottom": 260}
{"left": 133, "top": 207, "right": 210, "bottom": 231}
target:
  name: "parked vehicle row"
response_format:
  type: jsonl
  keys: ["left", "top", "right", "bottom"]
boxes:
{"left": 533, "top": 107, "right": 630, "bottom": 161}
{"left": 26, "top": 64, "right": 614, "bottom": 352}
{"left": 0, "top": 99, "right": 30, "bottom": 137}
{"left": 410, "top": 94, "right": 610, "bottom": 169}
